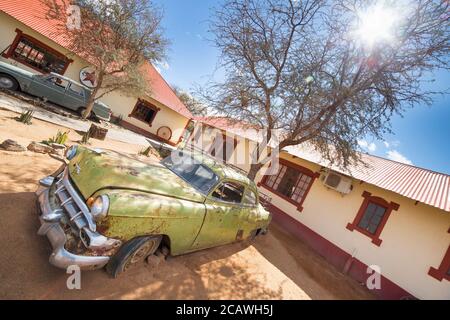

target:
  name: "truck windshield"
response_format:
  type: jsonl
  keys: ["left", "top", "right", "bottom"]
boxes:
{"left": 162, "top": 151, "right": 219, "bottom": 194}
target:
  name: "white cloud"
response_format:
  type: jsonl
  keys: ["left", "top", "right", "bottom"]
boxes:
{"left": 157, "top": 61, "right": 170, "bottom": 70}
{"left": 358, "top": 139, "right": 377, "bottom": 152}
{"left": 390, "top": 140, "right": 400, "bottom": 148}
{"left": 386, "top": 150, "right": 413, "bottom": 165}
{"left": 382, "top": 140, "right": 401, "bottom": 149}
{"left": 367, "top": 143, "right": 376, "bottom": 152}
{"left": 154, "top": 61, "right": 170, "bottom": 74}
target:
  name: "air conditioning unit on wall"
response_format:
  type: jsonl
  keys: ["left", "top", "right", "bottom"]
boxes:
{"left": 322, "top": 170, "right": 353, "bottom": 194}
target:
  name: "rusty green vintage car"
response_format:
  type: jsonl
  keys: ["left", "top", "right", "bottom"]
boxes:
{"left": 36, "top": 145, "right": 271, "bottom": 277}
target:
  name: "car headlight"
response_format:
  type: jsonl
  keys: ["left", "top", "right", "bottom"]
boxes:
{"left": 88, "top": 195, "right": 109, "bottom": 221}
{"left": 66, "top": 145, "right": 78, "bottom": 160}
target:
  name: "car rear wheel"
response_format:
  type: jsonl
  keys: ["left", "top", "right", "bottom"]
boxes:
{"left": 248, "top": 228, "right": 265, "bottom": 241}
{"left": 0, "top": 74, "right": 18, "bottom": 90}
{"left": 106, "top": 235, "right": 162, "bottom": 278}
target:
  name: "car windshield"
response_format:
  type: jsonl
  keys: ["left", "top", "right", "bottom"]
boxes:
{"left": 162, "top": 151, "right": 219, "bottom": 194}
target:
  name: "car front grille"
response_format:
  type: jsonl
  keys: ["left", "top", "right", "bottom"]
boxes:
{"left": 53, "top": 168, "right": 97, "bottom": 233}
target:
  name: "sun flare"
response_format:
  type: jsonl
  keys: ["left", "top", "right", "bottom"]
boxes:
{"left": 356, "top": 5, "right": 398, "bottom": 47}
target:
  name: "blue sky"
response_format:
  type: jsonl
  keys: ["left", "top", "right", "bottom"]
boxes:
{"left": 154, "top": 0, "right": 450, "bottom": 174}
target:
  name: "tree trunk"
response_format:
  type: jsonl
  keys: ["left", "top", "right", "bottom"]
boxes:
{"left": 247, "top": 162, "right": 264, "bottom": 181}
{"left": 83, "top": 98, "right": 96, "bottom": 119}
{"left": 82, "top": 73, "right": 103, "bottom": 119}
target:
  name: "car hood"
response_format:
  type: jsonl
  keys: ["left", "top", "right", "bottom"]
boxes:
{"left": 0, "top": 61, "right": 35, "bottom": 77}
{"left": 68, "top": 148, "right": 205, "bottom": 203}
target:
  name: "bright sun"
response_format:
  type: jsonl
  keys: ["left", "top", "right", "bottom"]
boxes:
{"left": 356, "top": 5, "right": 398, "bottom": 47}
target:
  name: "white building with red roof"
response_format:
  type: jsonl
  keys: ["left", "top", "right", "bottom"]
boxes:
{"left": 0, "top": 0, "right": 192, "bottom": 145}
{"left": 191, "top": 116, "right": 450, "bottom": 300}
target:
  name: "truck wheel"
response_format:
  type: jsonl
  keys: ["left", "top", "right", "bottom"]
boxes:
{"left": 0, "top": 74, "right": 19, "bottom": 91}
{"left": 106, "top": 236, "right": 162, "bottom": 278}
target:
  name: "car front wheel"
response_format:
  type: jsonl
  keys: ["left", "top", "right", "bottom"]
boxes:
{"left": 106, "top": 235, "right": 162, "bottom": 278}
{"left": 0, "top": 74, "right": 18, "bottom": 90}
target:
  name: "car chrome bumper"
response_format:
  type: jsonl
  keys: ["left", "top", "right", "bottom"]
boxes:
{"left": 96, "top": 114, "right": 111, "bottom": 122}
{"left": 36, "top": 178, "right": 110, "bottom": 270}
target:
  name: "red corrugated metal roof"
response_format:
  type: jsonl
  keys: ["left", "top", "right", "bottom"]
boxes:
{"left": 285, "top": 145, "right": 450, "bottom": 213}
{"left": 0, "top": 0, "right": 192, "bottom": 118}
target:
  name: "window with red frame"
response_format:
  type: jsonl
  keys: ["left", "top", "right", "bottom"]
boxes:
{"left": 357, "top": 201, "right": 387, "bottom": 235}
{"left": 346, "top": 191, "right": 399, "bottom": 246}
{"left": 428, "top": 245, "right": 450, "bottom": 282}
{"left": 130, "top": 99, "right": 159, "bottom": 126}
{"left": 263, "top": 162, "right": 314, "bottom": 207}
{"left": 5, "top": 30, "right": 70, "bottom": 74}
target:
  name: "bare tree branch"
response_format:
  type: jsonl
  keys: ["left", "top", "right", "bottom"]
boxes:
{"left": 42, "top": 0, "right": 169, "bottom": 118}
{"left": 202, "top": 0, "right": 449, "bottom": 179}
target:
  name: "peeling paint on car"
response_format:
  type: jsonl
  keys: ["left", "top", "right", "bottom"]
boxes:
{"left": 66, "top": 146, "right": 271, "bottom": 257}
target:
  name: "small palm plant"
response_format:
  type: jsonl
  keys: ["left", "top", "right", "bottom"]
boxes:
{"left": 43, "top": 130, "right": 69, "bottom": 145}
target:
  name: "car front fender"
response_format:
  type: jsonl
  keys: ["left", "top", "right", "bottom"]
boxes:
{"left": 94, "top": 189, "right": 207, "bottom": 255}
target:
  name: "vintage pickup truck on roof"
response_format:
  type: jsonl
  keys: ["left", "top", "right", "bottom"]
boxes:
{"left": 0, "top": 61, "right": 111, "bottom": 121}
{"left": 36, "top": 146, "right": 271, "bottom": 277}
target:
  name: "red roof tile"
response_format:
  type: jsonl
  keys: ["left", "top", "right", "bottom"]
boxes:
{"left": 0, "top": 0, "right": 192, "bottom": 118}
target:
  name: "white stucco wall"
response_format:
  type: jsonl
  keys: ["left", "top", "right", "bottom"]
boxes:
{"left": 254, "top": 153, "right": 450, "bottom": 300}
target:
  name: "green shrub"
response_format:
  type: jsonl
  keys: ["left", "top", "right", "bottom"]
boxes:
{"left": 42, "top": 130, "right": 69, "bottom": 145}
{"left": 17, "top": 109, "right": 34, "bottom": 125}
{"left": 139, "top": 146, "right": 152, "bottom": 156}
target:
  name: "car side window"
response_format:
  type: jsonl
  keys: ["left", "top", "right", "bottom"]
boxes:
{"left": 46, "top": 76, "right": 68, "bottom": 89}
{"left": 68, "top": 83, "right": 85, "bottom": 97}
{"left": 212, "top": 181, "right": 244, "bottom": 204}
{"left": 243, "top": 189, "right": 257, "bottom": 206}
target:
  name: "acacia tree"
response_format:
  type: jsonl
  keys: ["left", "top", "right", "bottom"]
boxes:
{"left": 203, "top": 0, "right": 449, "bottom": 179}
{"left": 44, "top": 0, "right": 169, "bottom": 118}
{"left": 172, "top": 86, "right": 207, "bottom": 116}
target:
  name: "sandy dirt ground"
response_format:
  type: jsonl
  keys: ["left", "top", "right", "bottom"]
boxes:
{"left": 0, "top": 108, "right": 374, "bottom": 300}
